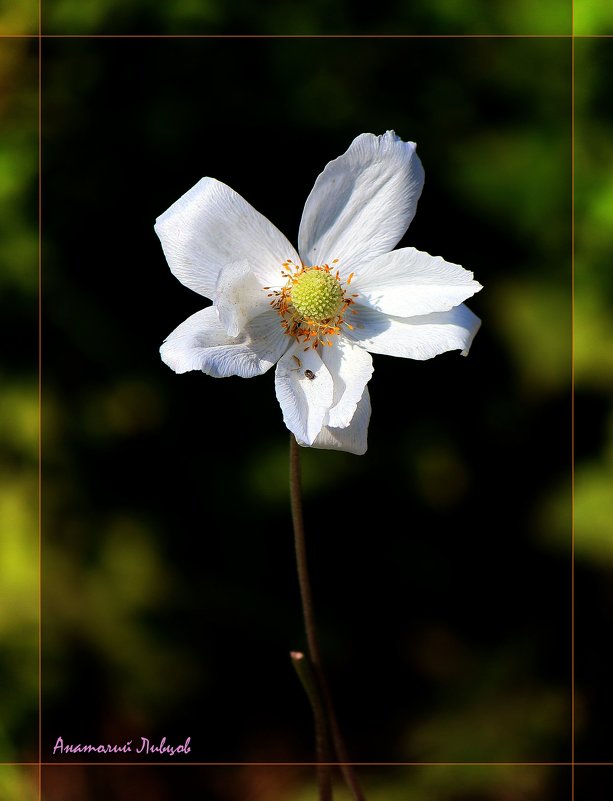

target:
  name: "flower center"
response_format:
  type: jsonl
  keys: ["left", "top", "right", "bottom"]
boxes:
{"left": 290, "top": 268, "right": 344, "bottom": 321}
{"left": 265, "top": 260, "right": 358, "bottom": 349}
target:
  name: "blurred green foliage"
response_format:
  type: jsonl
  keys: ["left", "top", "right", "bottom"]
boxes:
{"left": 0, "top": 45, "right": 38, "bottom": 296}
{"left": 566, "top": 41, "right": 613, "bottom": 568}
{"left": 0, "top": 766, "right": 38, "bottom": 801}
{"left": 0, "top": 38, "right": 38, "bottom": 769}
{"left": 0, "top": 0, "right": 37, "bottom": 34}
{"left": 39, "top": 0, "right": 571, "bottom": 35}
{"left": 575, "top": 0, "right": 613, "bottom": 34}
{"left": 2, "top": 11, "right": 610, "bottom": 801}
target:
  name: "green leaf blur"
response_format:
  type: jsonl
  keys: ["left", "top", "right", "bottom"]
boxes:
{"left": 2, "top": 21, "right": 609, "bottom": 801}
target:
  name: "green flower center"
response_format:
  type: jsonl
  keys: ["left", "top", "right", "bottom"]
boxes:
{"left": 266, "top": 259, "right": 358, "bottom": 348}
{"left": 290, "top": 268, "right": 344, "bottom": 321}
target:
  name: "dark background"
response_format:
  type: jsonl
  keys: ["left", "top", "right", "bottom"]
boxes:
{"left": 5, "top": 28, "right": 612, "bottom": 801}
{"left": 41, "top": 34, "right": 571, "bottom": 763}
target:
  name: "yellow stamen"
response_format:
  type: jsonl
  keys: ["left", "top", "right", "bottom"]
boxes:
{"left": 267, "top": 260, "right": 359, "bottom": 349}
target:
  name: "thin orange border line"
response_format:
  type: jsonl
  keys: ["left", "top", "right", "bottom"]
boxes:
{"left": 570, "top": 6, "right": 575, "bottom": 801}
{"left": 25, "top": 761, "right": 583, "bottom": 767}
{"left": 38, "top": 1, "right": 43, "bottom": 798}
{"left": 8, "top": 760, "right": 613, "bottom": 766}
{"left": 12, "top": 33, "right": 613, "bottom": 39}
{"left": 3, "top": 33, "right": 583, "bottom": 39}
{"left": 33, "top": 28, "right": 581, "bottom": 797}
{"left": 8, "top": 34, "right": 612, "bottom": 38}
{"left": 33, "top": 33, "right": 574, "bottom": 38}
{"left": 0, "top": 760, "right": 606, "bottom": 766}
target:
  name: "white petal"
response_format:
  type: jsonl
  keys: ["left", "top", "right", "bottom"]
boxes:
{"left": 320, "top": 337, "right": 374, "bottom": 429}
{"left": 160, "top": 306, "right": 289, "bottom": 378}
{"left": 297, "top": 388, "right": 371, "bottom": 456}
{"left": 351, "top": 248, "right": 482, "bottom": 317}
{"left": 155, "top": 177, "right": 300, "bottom": 299}
{"left": 275, "top": 343, "right": 334, "bottom": 445}
{"left": 345, "top": 303, "right": 481, "bottom": 360}
{"left": 215, "top": 260, "right": 270, "bottom": 337}
{"left": 298, "top": 131, "right": 425, "bottom": 273}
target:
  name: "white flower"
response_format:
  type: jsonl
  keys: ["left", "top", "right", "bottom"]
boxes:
{"left": 156, "top": 131, "right": 482, "bottom": 455}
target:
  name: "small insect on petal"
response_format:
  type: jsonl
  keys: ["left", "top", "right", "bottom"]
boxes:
{"left": 304, "top": 369, "right": 316, "bottom": 380}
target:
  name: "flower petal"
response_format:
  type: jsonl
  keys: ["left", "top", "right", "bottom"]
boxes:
{"left": 215, "top": 260, "right": 270, "bottom": 337}
{"left": 160, "top": 306, "right": 288, "bottom": 378}
{"left": 319, "top": 337, "right": 374, "bottom": 429}
{"left": 298, "top": 131, "right": 425, "bottom": 273}
{"left": 297, "top": 388, "right": 371, "bottom": 455}
{"left": 155, "top": 177, "right": 300, "bottom": 299}
{"left": 351, "top": 247, "right": 482, "bottom": 318}
{"left": 274, "top": 343, "right": 334, "bottom": 445}
{"left": 345, "top": 303, "right": 481, "bottom": 360}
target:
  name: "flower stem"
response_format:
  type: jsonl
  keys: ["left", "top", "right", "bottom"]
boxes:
{"left": 289, "top": 435, "right": 367, "bottom": 801}
{"left": 291, "top": 651, "right": 333, "bottom": 801}
{"left": 289, "top": 435, "right": 324, "bottom": 672}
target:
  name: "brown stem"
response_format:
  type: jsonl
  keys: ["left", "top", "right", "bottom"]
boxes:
{"left": 289, "top": 435, "right": 367, "bottom": 801}
{"left": 289, "top": 435, "right": 324, "bottom": 669}
{"left": 291, "top": 651, "right": 333, "bottom": 801}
